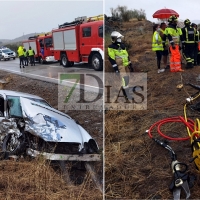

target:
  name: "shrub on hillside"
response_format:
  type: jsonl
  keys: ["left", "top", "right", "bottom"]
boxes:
{"left": 110, "top": 6, "right": 146, "bottom": 22}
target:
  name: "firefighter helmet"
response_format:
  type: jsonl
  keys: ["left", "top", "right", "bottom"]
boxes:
{"left": 191, "top": 23, "right": 197, "bottom": 28}
{"left": 111, "top": 31, "right": 124, "bottom": 42}
{"left": 184, "top": 19, "right": 191, "bottom": 26}
{"left": 168, "top": 15, "right": 178, "bottom": 23}
{"left": 111, "top": 31, "right": 124, "bottom": 38}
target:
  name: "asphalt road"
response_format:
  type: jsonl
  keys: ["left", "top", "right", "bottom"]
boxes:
{"left": 0, "top": 58, "right": 103, "bottom": 93}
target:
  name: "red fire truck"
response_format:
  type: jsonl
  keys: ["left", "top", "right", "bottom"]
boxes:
{"left": 22, "top": 33, "right": 56, "bottom": 64}
{"left": 52, "top": 16, "right": 103, "bottom": 71}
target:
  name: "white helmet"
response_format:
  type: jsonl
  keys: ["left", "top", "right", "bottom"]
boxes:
{"left": 110, "top": 31, "right": 124, "bottom": 38}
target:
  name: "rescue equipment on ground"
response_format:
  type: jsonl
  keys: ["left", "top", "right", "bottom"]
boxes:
{"left": 147, "top": 83, "right": 200, "bottom": 199}
{"left": 153, "top": 138, "right": 195, "bottom": 200}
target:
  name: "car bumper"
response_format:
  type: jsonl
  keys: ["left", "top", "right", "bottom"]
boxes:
{"left": 3, "top": 56, "right": 10, "bottom": 59}
{"left": 45, "top": 56, "right": 57, "bottom": 62}
{"left": 26, "top": 148, "right": 101, "bottom": 161}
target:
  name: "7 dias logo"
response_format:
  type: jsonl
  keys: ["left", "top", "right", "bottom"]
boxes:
{"left": 105, "top": 72, "right": 147, "bottom": 110}
{"left": 58, "top": 72, "right": 147, "bottom": 111}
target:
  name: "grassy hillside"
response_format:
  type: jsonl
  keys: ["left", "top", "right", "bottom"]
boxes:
{"left": 105, "top": 20, "right": 200, "bottom": 199}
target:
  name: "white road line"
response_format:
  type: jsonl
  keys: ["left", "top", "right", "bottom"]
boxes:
{"left": 0, "top": 68, "right": 102, "bottom": 90}
{"left": 47, "top": 65, "right": 95, "bottom": 70}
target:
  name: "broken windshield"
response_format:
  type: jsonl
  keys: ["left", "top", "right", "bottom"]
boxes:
{"left": 7, "top": 96, "right": 23, "bottom": 118}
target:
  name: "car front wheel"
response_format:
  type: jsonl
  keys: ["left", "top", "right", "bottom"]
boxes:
{"left": 2, "top": 133, "right": 25, "bottom": 155}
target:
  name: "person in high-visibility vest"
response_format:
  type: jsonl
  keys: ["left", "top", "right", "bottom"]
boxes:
{"left": 181, "top": 20, "right": 197, "bottom": 68}
{"left": 23, "top": 48, "right": 28, "bottom": 66}
{"left": 159, "top": 22, "right": 169, "bottom": 69}
{"left": 152, "top": 24, "right": 165, "bottom": 73}
{"left": 197, "top": 27, "right": 200, "bottom": 65}
{"left": 28, "top": 46, "right": 35, "bottom": 66}
{"left": 17, "top": 45, "right": 24, "bottom": 68}
{"left": 164, "top": 15, "right": 184, "bottom": 72}
{"left": 108, "top": 31, "right": 134, "bottom": 100}
{"left": 191, "top": 23, "right": 199, "bottom": 66}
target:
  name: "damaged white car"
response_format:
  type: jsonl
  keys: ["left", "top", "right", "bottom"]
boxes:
{"left": 0, "top": 90, "right": 100, "bottom": 161}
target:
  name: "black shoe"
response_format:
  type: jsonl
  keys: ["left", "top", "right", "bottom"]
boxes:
{"left": 165, "top": 65, "right": 170, "bottom": 69}
{"left": 186, "top": 63, "right": 193, "bottom": 69}
{"left": 20, "top": 66, "right": 21, "bottom": 68}
{"left": 23, "top": 66, "right": 25, "bottom": 68}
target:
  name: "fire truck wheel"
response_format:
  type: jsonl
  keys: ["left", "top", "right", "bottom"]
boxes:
{"left": 61, "top": 54, "right": 69, "bottom": 67}
{"left": 39, "top": 57, "right": 44, "bottom": 64}
{"left": 92, "top": 54, "right": 103, "bottom": 71}
{"left": 69, "top": 61, "right": 74, "bottom": 67}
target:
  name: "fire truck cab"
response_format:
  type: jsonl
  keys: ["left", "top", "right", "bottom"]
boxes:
{"left": 52, "top": 15, "right": 103, "bottom": 71}
{"left": 22, "top": 33, "right": 56, "bottom": 64}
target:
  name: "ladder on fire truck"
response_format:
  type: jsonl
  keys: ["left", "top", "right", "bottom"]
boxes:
{"left": 28, "top": 32, "right": 51, "bottom": 40}
{"left": 58, "top": 15, "right": 103, "bottom": 29}
{"left": 87, "top": 14, "right": 103, "bottom": 22}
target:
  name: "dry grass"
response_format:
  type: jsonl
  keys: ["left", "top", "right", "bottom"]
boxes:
{"left": 105, "top": 20, "right": 200, "bottom": 199}
{"left": 0, "top": 157, "right": 102, "bottom": 200}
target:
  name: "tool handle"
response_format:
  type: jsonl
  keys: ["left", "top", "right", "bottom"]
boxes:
{"left": 172, "top": 161, "right": 188, "bottom": 174}
{"left": 188, "top": 83, "right": 200, "bottom": 91}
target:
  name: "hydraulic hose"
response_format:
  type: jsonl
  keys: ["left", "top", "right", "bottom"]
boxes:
{"left": 148, "top": 94, "right": 200, "bottom": 141}
{"left": 147, "top": 116, "right": 193, "bottom": 141}
{"left": 148, "top": 92, "right": 200, "bottom": 170}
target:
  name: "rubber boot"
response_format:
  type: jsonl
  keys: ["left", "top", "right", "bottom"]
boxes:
{"left": 186, "top": 62, "right": 193, "bottom": 69}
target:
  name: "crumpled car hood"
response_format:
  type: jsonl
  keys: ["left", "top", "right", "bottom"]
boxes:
{"left": 20, "top": 97, "right": 92, "bottom": 145}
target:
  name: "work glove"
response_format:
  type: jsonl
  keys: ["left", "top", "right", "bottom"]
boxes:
{"left": 113, "top": 66, "right": 120, "bottom": 73}
{"left": 128, "top": 63, "right": 134, "bottom": 72}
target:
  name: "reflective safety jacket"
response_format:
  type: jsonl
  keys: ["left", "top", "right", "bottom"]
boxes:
{"left": 164, "top": 24, "right": 183, "bottom": 45}
{"left": 28, "top": 49, "right": 34, "bottom": 56}
{"left": 23, "top": 51, "right": 28, "bottom": 57}
{"left": 160, "top": 29, "right": 168, "bottom": 46}
{"left": 17, "top": 46, "right": 24, "bottom": 57}
{"left": 108, "top": 42, "right": 130, "bottom": 67}
{"left": 152, "top": 31, "right": 163, "bottom": 51}
{"left": 181, "top": 26, "right": 197, "bottom": 44}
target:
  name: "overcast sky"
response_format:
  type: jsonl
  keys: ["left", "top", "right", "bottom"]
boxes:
{"left": 0, "top": 0, "right": 103, "bottom": 39}
{"left": 105, "top": 0, "right": 200, "bottom": 23}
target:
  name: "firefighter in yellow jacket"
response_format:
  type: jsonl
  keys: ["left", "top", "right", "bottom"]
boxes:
{"left": 17, "top": 45, "right": 24, "bottom": 68}
{"left": 164, "top": 15, "right": 184, "bottom": 72}
{"left": 108, "top": 31, "right": 134, "bottom": 100}
{"left": 28, "top": 46, "right": 35, "bottom": 66}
